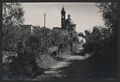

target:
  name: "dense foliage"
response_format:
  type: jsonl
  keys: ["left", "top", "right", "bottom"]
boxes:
{"left": 2, "top": 3, "right": 24, "bottom": 51}
{"left": 79, "top": 2, "right": 120, "bottom": 78}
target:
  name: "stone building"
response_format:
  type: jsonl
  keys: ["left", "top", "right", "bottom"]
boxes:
{"left": 61, "top": 7, "right": 76, "bottom": 33}
{"left": 52, "top": 7, "right": 81, "bottom": 55}
{"left": 18, "top": 25, "right": 41, "bottom": 49}
{"left": 53, "top": 7, "right": 76, "bottom": 34}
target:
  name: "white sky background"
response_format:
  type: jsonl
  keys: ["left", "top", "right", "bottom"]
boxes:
{"left": 21, "top": 3, "right": 105, "bottom": 32}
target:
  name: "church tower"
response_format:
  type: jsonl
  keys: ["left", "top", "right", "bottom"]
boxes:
{"left": 61, "top": 7, "right": 66, "bottom": 29}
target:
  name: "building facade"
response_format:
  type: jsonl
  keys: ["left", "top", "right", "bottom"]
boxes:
{"left": 61, "top": 7, "right": 76, "bottom": 33}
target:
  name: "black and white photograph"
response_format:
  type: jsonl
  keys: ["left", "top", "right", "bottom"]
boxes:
{"left": 2, "top": 2, "right": 120, "bottom": 80}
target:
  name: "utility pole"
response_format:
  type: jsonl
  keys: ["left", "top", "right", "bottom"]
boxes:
{"left": 43, "top": 13, "right": 46, "bottom": 49}
{"left": 44, "top": 13, "right": 46, "bottom": 28}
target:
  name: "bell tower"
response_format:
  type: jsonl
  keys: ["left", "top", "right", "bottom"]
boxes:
{"left": 61, "top": 7, "right": 66, "bottom": 29}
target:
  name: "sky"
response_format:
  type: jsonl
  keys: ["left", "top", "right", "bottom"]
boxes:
{"left": 21, "top": 3, "right": 105, "bottom": 32}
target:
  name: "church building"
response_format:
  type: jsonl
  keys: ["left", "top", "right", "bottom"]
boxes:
{"left": 53, "top": 7, "right": 76, "bottom": 34}
{"left": 61, "top": 7, "right": 76, "bottom": 32}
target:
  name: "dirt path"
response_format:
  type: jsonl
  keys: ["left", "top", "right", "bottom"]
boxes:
{"left": 33, "top": 53, "right": 93, "bottom": 80}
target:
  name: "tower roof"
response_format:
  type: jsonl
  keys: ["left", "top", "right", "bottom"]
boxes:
{"left": 61, "top": 6, "right": 66, "bottom": 13}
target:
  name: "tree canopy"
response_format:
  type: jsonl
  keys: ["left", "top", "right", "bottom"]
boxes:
{"left": 96, "top": 3, "right": 120, "bottom": 36}
{"left": 2, "top": 3, "right": 24, "bottom": 51}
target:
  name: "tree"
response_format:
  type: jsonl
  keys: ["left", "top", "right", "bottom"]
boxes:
{"left": 96, "top": 2, "right": 120, "bottom": 61}
{"left": 2, "top": 3, "right": 24, "bottom": 51}
{"left": 78, "top": 32, "right": 85, "bottom": 38}
{"left": 90, "top": 3, "right": 120, "bottom": 78}
{"left": 96, "top": 3, "right": 120, "bottom": 41}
